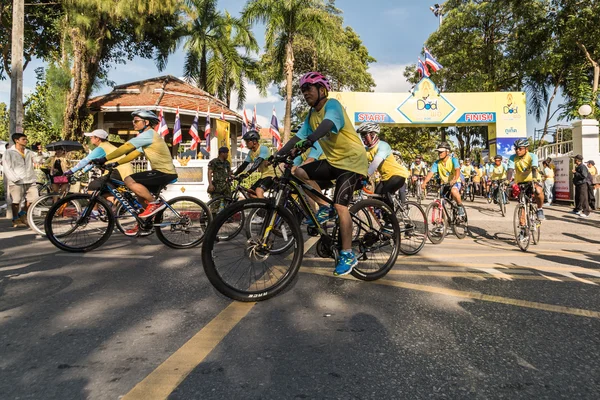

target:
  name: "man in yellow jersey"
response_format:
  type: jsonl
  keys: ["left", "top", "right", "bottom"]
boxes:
{"left": 276, "top": 71, "right": 368, "bottom": 276}
{"left": 421, "top": 141, "right": 466, "bottom": 217}
{"left": 92, "top": 110, "right": 178, "bottom": 219}
{"left": 461, "top": 158, "right": 476, "bottom": 196}
{"left": 487, "top": 155, "right": 507, "bottom": 203}
{"left": 233, "top": 130, "right": 277, "bottom": 199}
{"left": 507, "top": 138, "right": 545, "bottom": 220}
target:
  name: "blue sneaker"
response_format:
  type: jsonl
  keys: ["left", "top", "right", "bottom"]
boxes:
{"left": 334, "top": 250, "right": 358, "bottom": 276}
{"left": 308, "top": 205, "right": 331, "bottom": 227}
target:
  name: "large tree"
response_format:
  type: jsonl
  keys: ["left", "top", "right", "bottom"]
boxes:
{"left": 59, "top": 0, "right": 181, "bottom": 140}
{"left": 243, "top": 0, "right": 335, "bottom": 141}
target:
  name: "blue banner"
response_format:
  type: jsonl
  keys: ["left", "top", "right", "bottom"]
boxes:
{"left": 456, "top": 112, "right": 496, "bottom": 123}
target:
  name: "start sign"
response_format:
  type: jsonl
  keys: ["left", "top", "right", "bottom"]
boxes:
{"left": 355, "top": 112, "right": 395, "bottom": 123}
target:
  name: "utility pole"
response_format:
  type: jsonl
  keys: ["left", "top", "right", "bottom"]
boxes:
{"left": 9, "top": 0, "right": 25, "bottom": 138}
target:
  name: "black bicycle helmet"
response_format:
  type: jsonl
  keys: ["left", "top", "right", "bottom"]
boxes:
{"left": 494, "top": 155, "right": 502, "bottom": 160}
{"left": 131, "top": 109, "right": 159, "bottom": 126}
{"left": 242, "top": 129, "right": 260, "bottom": 141}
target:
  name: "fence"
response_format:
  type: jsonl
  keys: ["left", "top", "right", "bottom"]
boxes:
{"left": 535, "top": 140, "right": 573, "bottom": 160}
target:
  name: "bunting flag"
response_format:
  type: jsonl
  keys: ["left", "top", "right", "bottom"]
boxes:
{"left": 270, "top": 107, "right": 282, "bottom": 150}
{"left": 172, "top": 107, "right": 182, "bottom": 145}
{"left": 417, "top": 58, "right": 430, "bottom": 78}
{"left": 251, "top": 105, "right": 257, "bottom": 130}
{"left": 204, "top": 107, "right": 211, "bottom": 152}
{"left": 424, "top": 47, "right": 443, "bottom": 72}
{"left": 158, "top": 108, "right": 169, "bottom": 137}
{"left": 189, "top": 109, "right": 200, "bottom": 150}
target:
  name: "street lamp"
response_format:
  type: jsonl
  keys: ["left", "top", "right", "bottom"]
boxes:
{"left": 430, "top": 3, "right": 444, "bottom": 27}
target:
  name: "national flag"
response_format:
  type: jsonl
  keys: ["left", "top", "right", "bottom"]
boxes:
{"left": 417, "top": 58, "right": 430, "bottom": 78}
{"left": 204, "top": 107, "right": 211, "bottom": 151}
{"left": 251, "top": 105, "right": 257, "bottom": 130}
{"left": 424, "top": 47, "right": 443, "bottom": 72}
{"left": 221, "top": 109, "right": 225, "bottom": 120}
{"left": 270, "top": 107, "right": 282, "bottom": 150}
{"left": 158, "top": 108, "right": 169, "bottom": 137}
{"left": 189, "top": 109, "right": 200, "bottom": 150}
{"left": 173, "top": 107, "right": 182, "bottom": 145}
{"left": 240, "top": 108, "right": 250, "bottom": 149}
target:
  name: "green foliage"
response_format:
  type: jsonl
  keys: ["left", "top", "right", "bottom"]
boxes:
{"left": 0, "top": 102, "right": 9, "bottom": 141}
{"left": 23, "top": 68, "right": 62, "bottom": 145}
{"left": 0, "top": 176, "right": 4, "bottom": 200}
{"left": 379, "top": 126, "right": 441, "bottom": 165}
{"left": 45, "top": 64, "right": 71, "bottom": 133}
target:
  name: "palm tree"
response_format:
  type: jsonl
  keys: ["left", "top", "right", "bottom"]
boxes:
{"left": 182, "top": 0, "right": 258, "bottom": 102}
{"left": 242, "top": 0, "right": 334, "bottom": 141}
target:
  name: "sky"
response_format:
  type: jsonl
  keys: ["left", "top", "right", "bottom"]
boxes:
{"left": 0, "top": 0, "right": 554, "bottom": 135}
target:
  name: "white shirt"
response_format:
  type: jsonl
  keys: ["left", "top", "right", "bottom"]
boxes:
{"left": 2, "top": 146, "right": 37, "bottom": 184}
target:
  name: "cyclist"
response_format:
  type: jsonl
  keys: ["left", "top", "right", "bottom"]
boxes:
{"left": 276, "top": 71, "right": 368, "bottom": 276}
{"left": 65, "top": 129, "right": 134, "bottom": 199}
{"left": 507, "top": 138, "right": 545, "bottom": 219}
{"left": 421, "top": 141, "right": 466, "bottom": 217}
{"left": 410, "top": 155, "right": 428, "bottom": 193}
{"left": 233, "top": 129, "right": 276, "bottom": 199}
{"left": 356, "top": 122, "right": 409, "bottom": 209}
{"left": 488, "top": 155, "right": 507, "bottom": 202}
{"left": 460, "top": 158, "right": 476, "bottom": 195}
{"left": 93, "top": 109, "right": 178, "bottom": 220}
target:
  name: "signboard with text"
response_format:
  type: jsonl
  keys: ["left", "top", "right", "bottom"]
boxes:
{"left": 553, "top": 156, "right": 572, "bottom": 201}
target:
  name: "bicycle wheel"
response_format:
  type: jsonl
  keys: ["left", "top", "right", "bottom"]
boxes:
{"left": 202, "top": 199, "right": 303, "bottom": 301}
{"left": 349, "top": 199, "right": 401, "bottom": 281}
{"left": 497, "top": 189, "right": 506, "bottom": 217}
{"left": 45, "top": 194, "right": 114, "bottom": 252}
{"left": 425, "top": 201, "right": 447, "bottom": 244}
{"left": 28, "top": 193, "right": 61, "bottom": 236}
{"left": 415, "top": 184, "right": 423, "bottom": 205}
{"left": 206, "top": 196, "right": 244, "bottom": 241}
{"left": 451, "top": 206, "right": 469, "bottom": 239}
{"left": 154, "top": 196, "right": 211, "bottom": 249}
{"left": 114, "top": 203, "right": 141, "bottom": 236}
{"left": 513, "top": 203, "right": 530, "bottom": 251}
{"left": 36, "top": 182, "right": 51, "bottom": 196}
{"left": 397, "top": 201, "right": 427, "bottom": 255}
{"left": 530, "top": 207, "right": 541, "bottom": 245}
{"left": 469, "top": 185, "right": 475, "bottom": 202}
{"left": 245, "top": 207, "right": 296, "bottom": 255}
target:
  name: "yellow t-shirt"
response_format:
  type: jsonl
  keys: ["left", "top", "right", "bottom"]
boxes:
{"left": 366, "top": 142, "right": 409, "bottom": 181}
{"left": 433, "top": 157, "right": 460, "bottom": 184}
{"left": 461, "top": 165, "right": 474, "bottom": 177}
{"left": 489, "top": 164, "right": 507, "bottom": 180}
{"left": 98, "top": 142, "right": 134, "bottom": 179}
{"left": 302, "top": 98, "right": 368, "bottom": 177}
{"left": 508, "top": 152, "right": 539, "bottom": 183}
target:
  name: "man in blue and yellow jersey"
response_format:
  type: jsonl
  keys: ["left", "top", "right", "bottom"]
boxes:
{"left": 233, "top": 129, "right": 277, "bottom": 198}
{"left": 507, "top": 138, "right": 545, "bottom": 219}
{"left": 356, "top": 122, "right": 409, "bottom": 207}
{"left": 93, "top": 109, "right": 178, "bottom": 219}
{"left": 276, "top": 71, "right": 368, "bottom": 277}
{"left": 421, "top": 141, "right": 466, "bottom": 217}
{"left": 488, "top": 154, "right": 508, "bottom": 202}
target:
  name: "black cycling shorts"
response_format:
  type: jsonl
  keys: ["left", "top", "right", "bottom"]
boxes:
{"left": 88, "top": 170, "right": 122, "bottom": 192}
{"left": 375, "top": 176, "right": 406, "bottom": 208}
{"left": 251, "top": 176, "right": 276, "bottom": 192}
{"left": 128, "top": 170, "right": 178, "bottom": 193}
{"left": 299, "top": 160, "right": 363, "bottom": 206}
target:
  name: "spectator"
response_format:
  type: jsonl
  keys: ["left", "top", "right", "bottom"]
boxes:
{"left": 542, "top": 160, "right": 554, "bottom": 206}
{"left": 207, "top": 147, "right": 232, "bottom": 200}
{"left": 45, "top": 148, "right": 71, "bottom": 196}
{"left": 572, "top": 154, "right": 591, "bottom": 218}
{"left": 32, "top": 143, "right": 49, "bottom": 168}
{"left": 585, "top": 160, "right": 596, "bottom": 210}
{"left": 2, "top": 133, "right": 38, "bottom": 227}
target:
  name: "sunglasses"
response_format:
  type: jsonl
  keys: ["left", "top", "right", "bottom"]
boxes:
{"left": 132, "top": 119, "right": 144, "bottom": 123}
{"left": 300, "top": 84, "right": 312, "bottom": 92}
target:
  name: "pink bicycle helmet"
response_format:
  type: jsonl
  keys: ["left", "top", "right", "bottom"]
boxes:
{"left": 299, "top": 72, "right": 331, "bottom": 91}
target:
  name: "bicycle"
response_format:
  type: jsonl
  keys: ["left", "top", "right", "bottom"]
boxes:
{"left": 201, "top": 152, "right": 401, "bottom": 302}
{"left": 410, "top": 175, "right": 427, "bottom": 204}
{"left": 489, "top": 179, "right": 509, "bottom": 217}
{"left": 27, "top": 174, "right": 85, "bottom": 236}
{"left": 461, "top": 176, "right": 475, "bottom": 202}
{"left": 44, "top": 166, "right": 211, "bottom": 252}
{"left": 36, "top": 168, "right": 53, "bottom": 196}
{"left": 513, "top": 182, "right": 541, "bottom": 252}
{"left": 425, "top": 184, "right": 469, "bottom": 244}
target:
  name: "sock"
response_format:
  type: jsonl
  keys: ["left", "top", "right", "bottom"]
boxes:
{"left": 342, "top": 249, "right": 353, "bottom": 254}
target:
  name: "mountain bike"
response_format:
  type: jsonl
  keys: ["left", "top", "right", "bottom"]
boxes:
{"left": 44, "top": 166, "right": 211, "bottom": 252}
{"left": 513, "top": 182, "right": 541, "bottom": 251}
{"left": 201, "top": 152, "right": 401, "bottom": 302}
{"left": 489, "top": 179, "right": 509, "bottom": 217}
{"left": 425, "top": 184, "right": 469, "bottom": 244}
{"left": 461, "top": 177, "right": 475, "bottom": 202}
{"left": 410, "top": 176, "right": 427, "bottom": 204}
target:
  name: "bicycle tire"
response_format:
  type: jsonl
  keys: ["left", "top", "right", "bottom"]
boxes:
{"left": 425, "top": 201, "right": 447, "bottom": 244}
{"left": 530, "top": 207, "right": 541, "bottom": 245}
{"left": 202, "top": 199, "right": 303, "bottom": 301}
{"left": 114, "top": 202, "right": 144, "bottom": 236}
{"left": 469, "top": 185, "right": 475, "bottom": 202}
{"left": 27, "top": 193, "right": 63, "bottom": 236}
{"left": 513, "top": 203, "right": 530, "bottom": 251}
{"left": 451, "top": 205, "right": 468, "bottom": 239}
{"left": 155, "top": 196, "right": 211, "bottom": 249}
{"left": 498, "top": 189, "right": 506, "bottom": 217}
{"left": 415, "top": 184, "right": 423, "bottom": 205}
{"left": 245, "top": 207, "right": 296, "bottom": 255}
{"left": 350, "top": 199, "right": 401, "bottom": 281}
{"left": 206, "top": 196, "right": 244, "bottom": 241}
{"left": 397, "top": 201, "right": 427, "bottom": 255}
{"left": 45, "top": 194, "right": 115, "bottom": 252}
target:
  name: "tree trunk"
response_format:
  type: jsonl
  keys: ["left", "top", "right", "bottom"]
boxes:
{"left": 200, "top": 45, "right": 208, "bottom": 91}
{"left": 543, "top": 78, "right": 561, "bottom": 141}
{"left": 283, "top": 40, "right": 294, "bottom": 142}
{"left": 577, "top": 41, "right": 599, "bottom": 107}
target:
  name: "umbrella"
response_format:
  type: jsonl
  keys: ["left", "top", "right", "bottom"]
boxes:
{"left": 45, "top": 140, "right": 84, "bottom": 152}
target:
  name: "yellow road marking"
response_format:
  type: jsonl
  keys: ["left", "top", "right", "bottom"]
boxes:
{"left": 300, "top": 268, "right": 600, "bottom": 319}
{"left": 383, "top": 270, "right": 600, "bottom": 282}
{"left": 122, "top": 301, "right": 255, "bottom": 400}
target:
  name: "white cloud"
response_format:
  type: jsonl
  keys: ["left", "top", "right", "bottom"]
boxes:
{"left": 231, "top": 80, "right": 280, "bottom": 111}
{"left": 368, "top": 64, "right": 412, "bottom": 93}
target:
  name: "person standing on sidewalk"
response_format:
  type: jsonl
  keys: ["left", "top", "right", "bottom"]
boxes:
{"left": 572, "top": 154, "right": 591, "bottom": 218}
{"left": 586, "top": 160, "right": 597, "bottom": 210}
{"left": 207, "top": 147, "right": 232, "bottom": 200}
{"left": 542, "top": 160, "right": 554, "bottom": 206}
{"left": 2, "top": 133, "right": 39, "bottom": 227}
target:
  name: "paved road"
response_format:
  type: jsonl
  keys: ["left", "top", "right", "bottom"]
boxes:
{"left": 1, "top": 199, "right": 599, "bottom": 399}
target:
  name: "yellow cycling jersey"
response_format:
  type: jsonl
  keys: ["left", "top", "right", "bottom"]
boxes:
{"left": 489, "top": 165, "right": 507, "bottom": 180}
{"left": 366, "top": 142, "right": 409, "bottom": 181}
{"left": 98, "top": 142, "right": 134, "bottom": 179}
{"left": 508, "top": 152, "right": 539, "bottom": 183}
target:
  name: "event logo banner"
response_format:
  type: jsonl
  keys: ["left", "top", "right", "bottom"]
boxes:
{"left": 397, "top": 78, "right": 455, "bottom": 123}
